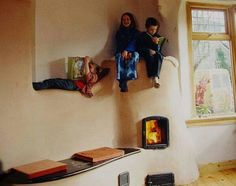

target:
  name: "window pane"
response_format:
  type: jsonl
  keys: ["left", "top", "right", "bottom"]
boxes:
{"left": 193, "top": 40, "right": 235, "bottom": 117}
{"left": 192, "top": 9, "right": 226, "bottom": 33}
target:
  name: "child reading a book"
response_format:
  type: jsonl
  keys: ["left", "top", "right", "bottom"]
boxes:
{"left": 137, "top": 17, "right": 165, "bottom": 88}
{"left": 32, "top": 56, "right": 109, "bottom": 98}
{"left": 115, "top": 12, "right": 140, "bottom": 92}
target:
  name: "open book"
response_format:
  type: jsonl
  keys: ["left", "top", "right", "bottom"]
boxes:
{"left": 67, "top": 57, "right": 85, "bottom": 80}
{"left": 158, "top": 36, "right": 166, "bottom": 47}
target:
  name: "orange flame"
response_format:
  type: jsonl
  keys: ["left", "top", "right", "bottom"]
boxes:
{"left": 146, "top": 120, "right": 161, "bottom": 144}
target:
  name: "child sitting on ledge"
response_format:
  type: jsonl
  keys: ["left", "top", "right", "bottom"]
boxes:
{"left": 32, "top": 56, "right": 110, "bottom": 98}
{"left": 137, "top": 17, "right": 165, "bottom": 88}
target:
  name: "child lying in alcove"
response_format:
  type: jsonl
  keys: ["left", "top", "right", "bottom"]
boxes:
{"left": 32, "top": 56, "right": 110, "bottom": 98}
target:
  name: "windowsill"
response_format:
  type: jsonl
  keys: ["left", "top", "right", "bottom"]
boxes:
{"left": 186, "top": 115, "right": 236, "bottom": 127}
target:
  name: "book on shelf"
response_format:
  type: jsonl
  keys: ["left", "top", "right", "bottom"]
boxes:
{"left": 73, "top": 147, "right": 125, "bottom": 163}
{"left": 12, "top": 159, "right": 67, "bottom": 179}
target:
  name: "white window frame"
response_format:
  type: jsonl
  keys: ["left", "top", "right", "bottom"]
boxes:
{"left": 186, "top": 2, "right": 236, "bottom": 127}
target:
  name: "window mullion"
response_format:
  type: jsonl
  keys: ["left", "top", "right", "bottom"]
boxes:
{"left": 229, "top": 7, "right": 236, "bottom": 111}
{"left": 192, "top": 33, "right": 230, "bottom": 40}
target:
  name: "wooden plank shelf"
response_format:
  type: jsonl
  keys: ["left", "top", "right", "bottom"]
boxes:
{"left": 0, "top": 148, "right": 141, "bottom": 184}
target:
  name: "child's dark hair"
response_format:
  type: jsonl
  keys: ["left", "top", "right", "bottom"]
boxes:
{"left": 145, "top": 17, "right": 160, "bottom": 28}
{"left": 120, "top": 12, "right": 136, "bottom": 30}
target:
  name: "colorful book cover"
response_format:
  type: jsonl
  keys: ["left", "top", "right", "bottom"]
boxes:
{"left": 68, "top": 57, "right": 85, "bottom": 80}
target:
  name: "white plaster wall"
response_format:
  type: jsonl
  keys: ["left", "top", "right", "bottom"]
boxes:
{"left": 0, "top": 0, "right": 200, "bottom": 185}
{"left": 188, "top": 124, "right": 236, "bottom": 165}
{"left": 177, "top": 0, "right": 193, "bottom": 118}
{"left": 11, "top": 58, "right": 200, "bottom": 185}
{"left": 35, "top": 0, "right": 142, "bottom": 81}
{"left": 0, "top": 0, "right": 235, "bottom": 185}
{"left": 156, "top": 0, "right": 181, "bottom": 58}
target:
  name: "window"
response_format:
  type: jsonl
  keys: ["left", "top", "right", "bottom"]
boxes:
{"left": 187, "top": 3, "right": 236, "bottom": 120}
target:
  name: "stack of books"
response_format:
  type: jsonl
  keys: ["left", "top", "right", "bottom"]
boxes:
{"left": 11, "top": 147, "right": 124, "bottom": 179}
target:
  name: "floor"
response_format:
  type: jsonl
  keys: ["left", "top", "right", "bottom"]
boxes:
{"left": 180, "top": 168, "right": 236, "bottom": 186}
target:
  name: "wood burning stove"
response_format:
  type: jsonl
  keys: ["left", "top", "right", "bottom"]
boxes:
{"left": 142, "top": 116, "right": 169, "bottom": 149}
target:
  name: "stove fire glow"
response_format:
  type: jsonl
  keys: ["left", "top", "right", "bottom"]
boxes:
{"left": 142, "top": 116, "right": 169, "bottom": 149}
{"left": 146, "top": 120, "right": 162, "bottom": 144}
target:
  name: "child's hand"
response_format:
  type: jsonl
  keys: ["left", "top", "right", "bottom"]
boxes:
{"left": 84, "top": 56, "right": 90, "bottom": 64}
{"left": 149, "top": 49, "right": 156, "bottom": 56}
{"left": 128, "top": 52, "right": 132, "bottom": 59}
{"left": 124, "top": 53, "right": 132, "bottom": 63}
{"left": 122, "top": 50, "right": 129, "bottom": 59}
{"left": 152, "top": 37, "right": 159, "bottom": 44}
{"left": 83, "top": 56, "right": 91, "bottom": 74}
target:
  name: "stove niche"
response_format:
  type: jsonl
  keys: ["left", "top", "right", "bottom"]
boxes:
{"left": 142, "top": 116, "right": 169, "bottom": 149}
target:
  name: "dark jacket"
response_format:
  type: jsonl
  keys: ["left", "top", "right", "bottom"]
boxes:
{"left": 137, "top": 32, "right": 162, "bottom": 55}
{"left": 115, "top": 28, "right": 140, "bottom": 53}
